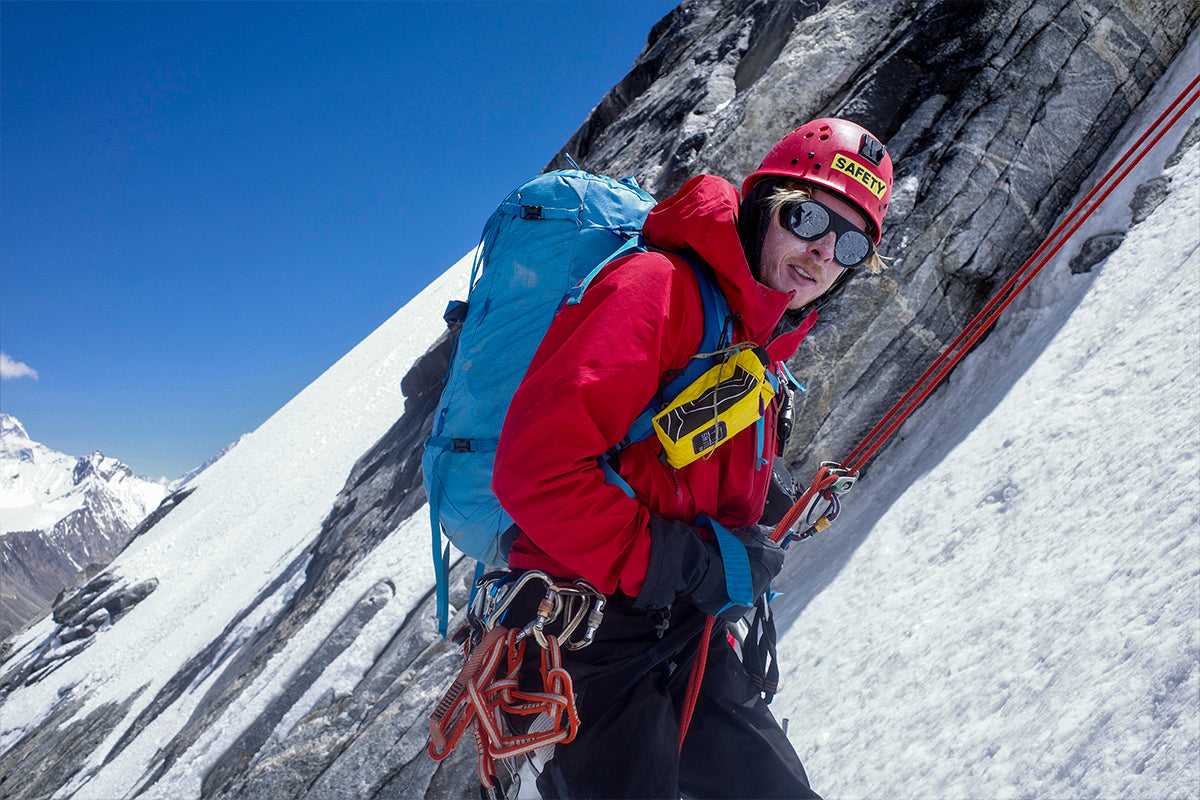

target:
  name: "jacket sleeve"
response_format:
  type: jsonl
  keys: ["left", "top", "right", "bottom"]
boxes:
{"left": 492, "top": 252, "right": 702, "bottom": 596}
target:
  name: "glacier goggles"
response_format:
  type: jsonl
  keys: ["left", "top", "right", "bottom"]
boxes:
{"left": 781, "top": 200, "right": 875, "bottom": 269}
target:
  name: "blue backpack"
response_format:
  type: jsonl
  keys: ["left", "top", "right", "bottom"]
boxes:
{"left": 422, "top": 167, "right": 730, "bottom": 634}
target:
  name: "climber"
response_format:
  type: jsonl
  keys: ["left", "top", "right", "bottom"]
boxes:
{"left": 491, "top": 117, "right": 893, "bottom": 798}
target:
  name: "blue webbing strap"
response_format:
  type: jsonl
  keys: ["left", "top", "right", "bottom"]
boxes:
{"left": 779, "top": 361, "right": 801, "bottom": 392}
{"left": 694, "top": 515, "right": 753, "bottom": 612}
{"left": 755, "top": 417, "right": 766, "bottom": 470}
{"left": 599, "top": 455, "right": 637, "bottom": 499}
{"left": 427, "top": 463, "right": 451, "bottom": 637}
{"left": 426, "top": 436, "right": 499, "bottom": 636}
{"left": 756, "top": 370, "right": 781, "bottom": 470}
{"left": 424, "top": 436, "right": 499, "bottom": 454}
{"left": 622, "top": 261, "right": 731, "bottom": 446}
{"left": 565, "top": 236, "right": 645, "bottom": 307}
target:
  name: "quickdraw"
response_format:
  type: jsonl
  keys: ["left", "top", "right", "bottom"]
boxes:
{"left": 428, "top": 571, "right": 605, "bottom": 800}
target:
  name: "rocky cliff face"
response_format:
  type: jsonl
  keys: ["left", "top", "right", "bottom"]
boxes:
{"left": 0, "top": 2, "right": 1195, "bottom": 799}
{"left": 550, "top": 0, "right": 1198, "bottom": 469}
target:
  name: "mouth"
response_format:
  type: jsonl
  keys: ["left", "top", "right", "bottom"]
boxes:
{"left": 789, "top": 264, "right": 818, "bottom": 283}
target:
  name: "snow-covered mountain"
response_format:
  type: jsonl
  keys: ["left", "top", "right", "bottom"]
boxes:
{"left": 0, "top": 414, "right": 169, "bottom": 640}
{"left": 0, "top": 3, "right": 1195, "bottom": 799}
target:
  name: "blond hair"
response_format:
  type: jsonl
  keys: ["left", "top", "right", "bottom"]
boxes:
{"left": 766, "top": 183, "right": 888, "bottom": 273}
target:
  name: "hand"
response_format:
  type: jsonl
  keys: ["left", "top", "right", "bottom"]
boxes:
{"left": 634, "top": 516, "right": 784, "bottom": 621}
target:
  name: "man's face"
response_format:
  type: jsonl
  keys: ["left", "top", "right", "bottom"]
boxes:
{"left": 757, "top": 187, "right": 870, "bottom": 310}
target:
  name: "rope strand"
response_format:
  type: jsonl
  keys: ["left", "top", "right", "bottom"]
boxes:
{"left": 842, "top": 73, "right": 1200, "bottom": 476}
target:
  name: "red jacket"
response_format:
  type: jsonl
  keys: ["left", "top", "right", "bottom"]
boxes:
{"left": 492, "top": 175, "right": 814, "bottom": 598}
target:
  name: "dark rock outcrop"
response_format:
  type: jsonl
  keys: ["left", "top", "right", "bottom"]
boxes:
{"left": 551, "top": 0, "right": 1197, "bottom": 469}
{"left": 0, "top": 2, "right": 1195, "bottom": 799}
{"left": 0, "top": 572, "right": 159, "bottom": 696}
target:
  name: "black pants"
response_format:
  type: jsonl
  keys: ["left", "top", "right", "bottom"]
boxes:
{"left": 508, "top": 588, "right": 820, "bottom": 800}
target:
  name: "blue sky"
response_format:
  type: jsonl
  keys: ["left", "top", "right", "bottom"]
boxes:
{"left": 1, "top": 0, "right": 678, "bottom": 479}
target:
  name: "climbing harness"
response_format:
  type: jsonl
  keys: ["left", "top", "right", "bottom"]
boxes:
{"left": 428, "top": 571, "right": 606, "bottom": 800}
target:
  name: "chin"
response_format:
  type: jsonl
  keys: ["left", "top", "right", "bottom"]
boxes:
{"left": 788, "top": 289, "right": 820, "bottom": 310}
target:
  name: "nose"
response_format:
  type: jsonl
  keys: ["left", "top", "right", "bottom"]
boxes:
{"left": 808, "top": 231, "right": 837, "bottom": 265}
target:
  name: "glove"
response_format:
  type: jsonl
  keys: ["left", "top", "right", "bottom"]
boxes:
{"left": 633, "top": 515, "right": 784, "bottom": 621}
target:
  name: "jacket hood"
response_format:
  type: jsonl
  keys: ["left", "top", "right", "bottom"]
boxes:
{"left": 642, "top": 174, "right": 814, "bottom": 357}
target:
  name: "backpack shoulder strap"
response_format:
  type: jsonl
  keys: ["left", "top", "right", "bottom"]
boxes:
{"left": 598, "top": 253, "right": 730, "bottom": 499}
{"left": 564, "top": 235, "right": 646, "bottom": 307}
{"left": 621, "top": 253, "right": 731, "bottom": 447}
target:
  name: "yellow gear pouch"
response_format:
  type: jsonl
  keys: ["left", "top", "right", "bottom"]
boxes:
{"left": 652, "top": 346, "right": 776, "bottom": 468}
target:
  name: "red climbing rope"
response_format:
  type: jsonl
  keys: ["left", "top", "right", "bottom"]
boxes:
{"left": 694, "top": 74, "right": 1200, "bottom": 758}
{"left": 775, "top": 72, "right": 1200, "bottom": 545}
{"left": 678, "top": 614, "right": 715, "bottom": 753}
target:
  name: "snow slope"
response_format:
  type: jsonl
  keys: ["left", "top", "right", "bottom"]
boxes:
{"left": 1, "top": 43, "right": 1197, "bottom": 800}
{"left": 771, "top": 60, "right": 1200, "bottom": 798}
{"left": 0, "top": 255, "right": 470, "bottom": 797}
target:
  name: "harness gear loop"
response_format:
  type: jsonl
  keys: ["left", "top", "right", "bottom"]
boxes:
{"left": 430, "top": 571, "right": 604, "bottom": 796}
{"left": 469, "top": 569, "right": 607, "bottom": 651}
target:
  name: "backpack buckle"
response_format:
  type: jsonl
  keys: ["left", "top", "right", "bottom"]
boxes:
{"left": 520, "top": 205, "right": 544, "bottom": 220}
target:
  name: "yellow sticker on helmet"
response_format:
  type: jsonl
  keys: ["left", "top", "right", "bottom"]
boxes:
{"left": 832, "top": 154, "right": 888, "bottom": 199}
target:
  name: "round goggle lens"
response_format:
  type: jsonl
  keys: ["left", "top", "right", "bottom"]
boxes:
{"left": 834, "top": 231, "right": 871, "bottom": 267}
{"left": 788, "top": 202, "right": 829, "bottom": 239}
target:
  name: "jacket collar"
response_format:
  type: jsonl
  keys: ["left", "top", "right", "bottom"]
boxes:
{"left": 642, "top": 174, "right": 813, "bottom": 358}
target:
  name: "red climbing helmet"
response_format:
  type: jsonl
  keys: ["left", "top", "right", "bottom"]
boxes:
{"left": 743, "top": 118, "right": 893, "bottom": 243}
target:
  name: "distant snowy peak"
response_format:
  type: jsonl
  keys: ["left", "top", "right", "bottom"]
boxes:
{"left": 0, "top": 413, "right": 57, "bottom": 466}
{"left": 73, "top": 450, "right": 133, "bottom": 485}
{"left": 0, "top": 414, "right": 172, "bottom": 639}
{"left": 1, "top": 413, "right": 30, "bottom": 445}
{"left": 0, "top": 414, "right": 167, "bottom": 535}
